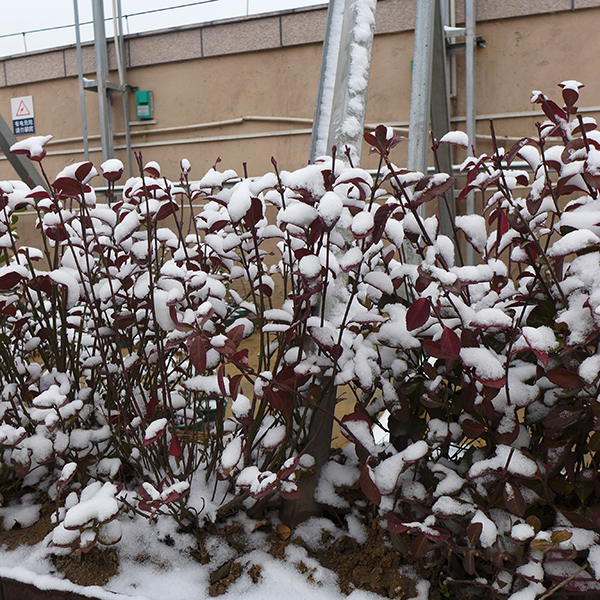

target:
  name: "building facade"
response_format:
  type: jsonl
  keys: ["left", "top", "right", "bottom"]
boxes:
{"left": 0, "top": 1, "right": 599, "bottom": 200}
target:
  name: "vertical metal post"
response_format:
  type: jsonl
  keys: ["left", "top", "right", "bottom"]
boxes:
{"left": 465, "top": 0, "right": 476, "bottom": 262}
{"left": 430, "top": 0, "right": 455, "bottom": 239}
{"left": 407, "top": 0, "right": 435, "bottom": 177}
{"left": 92, "top": 0, "right": 114, "bottom": 163}
{"left": 73, "top": 0, "right": 89, "bottom": 162}
{"left": 113, "top": 0, "right": 133, "bottom": 176}
{"left": 309, "top": 0, "right": 376, "bottom": 167}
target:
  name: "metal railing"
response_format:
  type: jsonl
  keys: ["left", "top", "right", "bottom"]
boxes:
{"left": 0, "top": 0, "right": 222, "bottom": 56}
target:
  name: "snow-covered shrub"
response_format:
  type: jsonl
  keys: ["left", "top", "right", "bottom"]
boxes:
{"left": 1, "top": 80, "right": 600, "bottom": 597}
{"left": 343, "top": 82, "right": 600, "bottom": 599}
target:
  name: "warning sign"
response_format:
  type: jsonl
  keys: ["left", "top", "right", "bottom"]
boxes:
{"left": 11, "top": 96, "right": 35, "bottom": 135}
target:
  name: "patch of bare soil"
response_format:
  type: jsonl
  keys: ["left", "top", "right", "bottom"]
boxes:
{"left": 204, "top": 515, "right": 419, "bottom": 599}
{"left": 0, "top": 502, "right": 53, "bottom": 550}
{"left": 51, "top": 547, "right": 119, "bottom": 587}
{"left": 0, "top": 501, "right": 119, "bottom": 587}
{"left": 318, "top": 527, "right": 416, "bottom": 598}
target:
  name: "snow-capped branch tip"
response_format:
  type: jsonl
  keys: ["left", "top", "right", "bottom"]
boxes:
{"left": 101, "top": 158, "right": 125, "bottom": 182}
{"left": 10, "top": 134, "right": 53, "bottom": 162}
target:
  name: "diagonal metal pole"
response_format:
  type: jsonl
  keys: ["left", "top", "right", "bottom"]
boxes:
{"left": 0, "top": 114, "right": 48, "bottom": 189}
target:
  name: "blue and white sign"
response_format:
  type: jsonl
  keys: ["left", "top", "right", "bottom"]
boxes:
{"left": 11, "top": 96, "right": 35, "bottom": 135}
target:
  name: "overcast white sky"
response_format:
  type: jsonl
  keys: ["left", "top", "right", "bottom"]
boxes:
{"left": 0, "top": 0, "right": 326, "bottom": 57}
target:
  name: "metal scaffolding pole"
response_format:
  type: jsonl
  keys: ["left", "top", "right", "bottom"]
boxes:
{"left": 113, "top": 0, "right": 133, "bottom": 177}
{"left": 430, "top": 0, "right": 455, "bottom": 237}
{"left": 465, "top": 0, "right": 476, "bottom": 263}
{"left": 407, "top": 0, "right": 435, "bottom": 177}
{"left": 73, "top": 0, "right": 89, "bottom": 162}
{"left": 92, "top": 0, "right": 114, "bottom": 163}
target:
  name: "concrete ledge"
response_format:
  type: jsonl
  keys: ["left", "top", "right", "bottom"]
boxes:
{"left": 129, "top": 27, "right": 202, "bottom": 67}
{"left": 202, "top": 15, "right": 282, "bottom": 57}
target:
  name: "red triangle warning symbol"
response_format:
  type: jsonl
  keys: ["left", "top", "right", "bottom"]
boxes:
{"left": 16, "top": 100, "right": 31, "bottom": 117}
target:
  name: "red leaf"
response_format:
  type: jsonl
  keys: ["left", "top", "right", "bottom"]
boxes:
{"left": 265, "top": 387, "right": 293, "bottom": 420}
{"left": 147, "top": 395, "right": 158, "bottom": 420}
{"left": 232, "top": 348, "right": 250, "bottom": 367}
{"left": 189, "top": 336, "right": 207, "bottom": 374}
{"left": 410, "top": 534, "right": 429, "bottom": 558}
{"left": 364, "top": 131, "right": 380, "bottom": 152}
{"left": 532, "top": 349, "right": 549, "bottom": 367}
{"left": 478, "top": 376, "right": 507, "bottom": 389}
{"left": 560, "top": 83, "right": 581, "bottom": 113}
{"left": 546, "top": 368, "right": 584, "bottom": 389}
{"left": 227, "top": 323, "right": 246, "bottom": 349}
{"left": 279, "top": 482, "right": 301, "bottom": 501}
{"left": 406, "top": 297, "right": 430, "bottom": 331}
{"left": 387, "top": 515, "right": 408, "bottom": 534}
{"left": 461, "top": 418, "right": 486, "bottom": 439}
{"left": 424, "top": 527, "right": 450, "bottom": 543}
{"left": 411, "top": 174, "right": 454, "bottom": 207}
{"left": 506, "top": 138, "right": 534, "bottom": 166}
{"left": 467, "top": 521, "right": 483, "bottom": 546}
{"left": 52, "top": 177, "right": 83, "bottom": 197}
{"left": 463, "top": 550, "right": 477, "bottom": 575}
{"left": 440, "top": 326, "right": 461, "bottom": 359}
{"left": 56, "top": 465, "right": 77, "bottom": 496}
{"left": 278, "top": 457, "right": 301, "bottom": 482}
{"left": 359, "top": 463, "right": 381, "bottom": 506}
{"left": 169, "top": 436, "right": 182, "bottom": 457}
{"left": 503, "top": 482, "right": 526, "bottom": 517}
{"left": 229, "top": 374, "right": 243, "bottom": 402}
{"left": 543, "top": 406, "right": 584, "bottom": 431}
{"left": 0, "top": 270, "right": 24, "bottom": 290}
{"left": 423, "top": 340, "right": 445, "bottom": 359}
{"left": 142, "top": 420, "right": 168, "bottom": 446}
{"left": 75, "top": 161, "right": 95, "bottom": 182}
{"left": 243, "top": 196, "right": 264, "bottom": 228}
{"left": 217, "top": 365, "right": 227, "bottom": 397}
{"left": 372, "top": 203, "right": 398, "bottom": 244}
{"left": 155, "top": 200, "right": 178, "bottom": 221}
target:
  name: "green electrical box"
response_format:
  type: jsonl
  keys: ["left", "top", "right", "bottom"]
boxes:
{"left": 135, "top": 90, "right": 153, "bottom": 120}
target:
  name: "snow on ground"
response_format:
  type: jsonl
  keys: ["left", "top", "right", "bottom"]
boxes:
{"left": 0, "top": 505, "right": 423, "bottom": 600}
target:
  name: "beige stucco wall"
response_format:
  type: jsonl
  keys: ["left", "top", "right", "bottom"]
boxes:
{"left": 1, "top": 0, "right": 600, "bottom": 249}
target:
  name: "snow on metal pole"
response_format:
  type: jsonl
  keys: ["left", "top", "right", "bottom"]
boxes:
{"left": 92, "top": 0, "right": 114, "bottom": 163}
{"left": 309, "top": 0, "right": 376, "bottom": 167}
{"left": 465, "top": 0, "right": 476, "bottom": 264}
